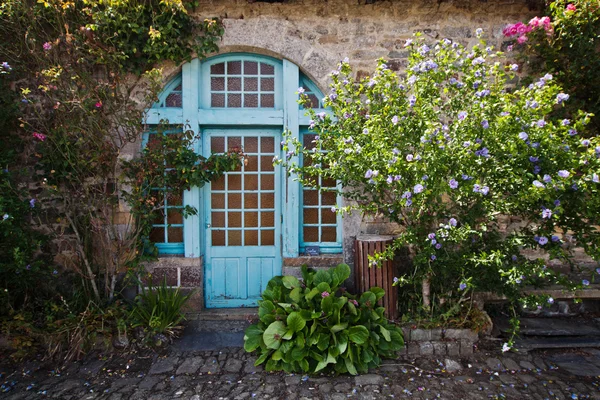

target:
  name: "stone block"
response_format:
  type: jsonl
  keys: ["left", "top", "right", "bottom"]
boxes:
{"left": 355, "top": 374, "right": 384, "bottom": 386}
{"left": 447, "top": 342, "right": 460, "bottom": 357}
{"left": 419, "top": 341, "right": 434, "bottom": 356}
{"left": 410, "top": 329, "right": 431, "bottom": 341}
{"left": 444, "top": 329, "right": 478, "bottom": 342}
{"left": 459, "top": 340, "right": 474, "bottom": 357}
{"left": 432, "top": 341, "right": 447, "bottom": 356}
{"left": 407, "top": 342, "right": 420, "bottom": 356}
{"left": 401, "top": 327, "right": 411, "bottom": 342}
{"left": 430, "top": 328, "right": 442, "bottom": 341}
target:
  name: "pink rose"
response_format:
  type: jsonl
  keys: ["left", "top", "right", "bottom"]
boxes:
{"left": 517, "top": 35, "right": 528, "bottom": 44}
{"left": 95, "top": 101, "right": 102, "bottom": 108}
{"left": 529, "top": 17, "right": 541, "bottom": 28}
{"left": 566, "top": 4, "right": 576, "bottom": 12}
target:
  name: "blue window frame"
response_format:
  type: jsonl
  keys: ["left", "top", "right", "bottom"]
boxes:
{"left": 299, "top": 74, "right": 323, "bottom": 109}
{"left": 141, "top": 128, "right": 185, "bottom": 255}
{"left": 153, "top": 76, "right": 183, "bottom": 108}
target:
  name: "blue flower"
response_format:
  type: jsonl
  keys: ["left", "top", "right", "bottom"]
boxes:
{"left": 419, "top": 45, "right": 430, "bottom": 55}
{"left": 408, "top": 95, "right": 416, "bottom": 107}
{"left": 543, "top": 174, "right": 552, "bottom": 183}
{"left": 29, "top": 199, "right": 36, "bottom": 208}
{"left": 463, "top": 141, "right": 471, "bottom": 147}
{"left": 471, "top": 56, "right": 485, "bottom": 66}
{"left": 538, "top": 236, "right": 549, "bottom": 245}
{"left": 428, "top": 233, "right": 436, "bottom": 240}
{"left": 431, "top": 255, "right": 437, "bottom": 261}
{"left": 459, "top": 283, "right": 467, "bottom": 290}
{"left": 533, "top": 165, "right": 541, "bottom": 174}
{"left": 475, "top": 28, "right": 484, "bottom": 37}
{"left": 509, "top": 64, "right": 519, "bottom": 71}
{"left": 406, "top": 154, "right": 414, "bottom": 162}
{"left": 462, "top": 174, "right": 472, "bottom": 180}
{"left": 449, "top": 218, "right": 457, "bottom": 227}
{"left": 404, "top": 39, "right": 413, "bottom": 47}
{"left": 554, "top": 199, "right": 561, "bottom": 207}
{"left": 297, "top": 87, "right": 305, "bottom": 94}
{"left": 316, "top": 112, "right": 326, "bottom": 120}
{"left": 581, "top": 139, "right": 591, "bottom": 147}
{"left": 363, "top": 128, "right": 369, "bottom": 134}
{"left": 53, "top": 270, "right": 58, "bottom": 275}
{"left": 542, "top": 208, "right": 552, "bottom": 219}
{"left": 583, "top": 279, "right": 590, "bottom": 286}
{"left": 548, "top": 297, "right": 554, "bottom": 304}
{"left": 536, "top": 120, "right": 546, "bottom": 128}
{"left": 414, "top": 184, "right": 424, "bottom": 194}
{"left": 458, "top": 111, "right": 467, "bottom": 121}
{"left": 568, "top": 129, "right": 578, "bottom": 136}
{"left": 529, "top": 156, "right": 539, "bottom": 163}
{"left": 481, "top": 120, "right": 489, "bottom": 129}
{"left": 365, "top": 169, "right": 373, "bottom": 179}
{"left": 386, "top": 175, "right": 393, "bottom": 184}
{"left": 551, "top": 235, "right": 560, "bottom": 242}
{"left": 480, "top": 186, "right": 489, "bottom": 195}
{"left": 449, "top": 179, "right": 458, "bottom": 189}
{"left": 329, "top": 93, "right": 337, "bottom": 101}
{"left": 556, "top": 93, "right": 569, "bottom": 104}
{"left": 558, "top": 170, "right": 570, "bottom": 178}
{"left": 401, "top": 191, "right": 412, "bottom": 199}
{"left": 26, "top": 264, "right": 31, "bottom": 270}
{"left": 435, "top": 243, "right": 442, "bottom": 249}
{"left": 532, "top": 180, "right": 545, "bottom": 188}
{"left": 392, "top": 115, "right": 399, "bottom": 125}
{"left": 562, "top": 119, "right": 570, "bottom": 126}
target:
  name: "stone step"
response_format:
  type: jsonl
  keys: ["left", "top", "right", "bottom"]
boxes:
{"left": 515, "top": 337, "right": 600, "bottom": 353}
{"left": 498, "top": 317, "right": 600, "bottom": 337}
{"left": 185, "top": 307, "right": 258, "bottom": 321}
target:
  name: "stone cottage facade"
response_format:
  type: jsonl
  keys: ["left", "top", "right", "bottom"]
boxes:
{"left": 123, "top": 0, "right": 539, "bottom": 310}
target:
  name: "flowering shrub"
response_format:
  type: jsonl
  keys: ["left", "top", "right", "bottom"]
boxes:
{"left": 281, "top": 31, "right": 599, "bottom": 347}
{"left": 503, "top": 1, "right": 600, "bottom": 131}
{"left": 244, "top": 264, "right": 404, "bottom": 374}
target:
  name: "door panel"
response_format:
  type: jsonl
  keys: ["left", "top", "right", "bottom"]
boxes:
{"left": 204, "top": 129, "right": 281, "bottom": 308}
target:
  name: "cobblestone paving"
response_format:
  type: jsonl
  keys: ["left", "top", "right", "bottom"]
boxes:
{"left": 1, "top": 344, "right": 600, "bottom": 399}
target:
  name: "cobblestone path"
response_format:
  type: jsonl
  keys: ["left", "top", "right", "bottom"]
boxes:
{"left": 1, "top": 344, "right": 600, "bottom": 399}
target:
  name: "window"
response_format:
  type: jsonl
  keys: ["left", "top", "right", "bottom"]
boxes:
{"left": 299, "top": 132, "right": 342, "bottom": 254}
{"left": 153, "top": 76, "right": 183, "bottom": 108}
{"left": 142, "top": 129, "right": 185, "bottom": 255}
{"left": 208, "top": 59, "right": 277, "bottom": 108}
{"left": 299, "top": 74, "right": 323, "bottom": 109}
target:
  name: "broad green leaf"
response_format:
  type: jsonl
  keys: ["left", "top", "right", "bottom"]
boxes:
{"left": 287, "top": 312, "right": 306, "bottom": 332}
{"left": 258, "top": 300, "right": 275, "bottom": 320}
{"left": 321, "top": 295, "right": 334, "bottom": 315}
{"left": 337, "top": 333, "right": 348, "bottom": 354}
{"left": 370, "top": 287, "right": 385, "bottom": 301}
{"left": 263, "top": 321, "right": 287, "bottom": 349}
{"left": 277, "top": 302, "right": 293, "bottom": 311}
{"left": 282, "top": 329, "right": 294, "bottom": 340}
{"left": 314, "top": 358, "right": 329, "bottom": 373}
{"left": 300, "top": 358, "right": 309, "bottom": 372}
{"left": 316, "top": 282, "right": 331, "bottom": 293}
{"left": 347, "top": 301, "right": 357, "bottom": 315}
{"left": 243, "top": 324, "right": 264, "bottom": 352}
{"left": 305, "top": 288, "right": 320, "bottom": 301}
{"left": 282, "top": 276, "right": 301, "bottom": 289}
{"left": 271, "top": 350, "right": 283, "bottom": 361}
{"left": 331, "top": 323, "right": 348, "bottom": 333}
{"left": 379, "top": 325, "right": 391, "bottom": 341}
{"left": 348, "top": 325, "right": 369, "bottom": 344}
{"left": 335, "top": 263, "right": 351, "bottom": 281}
{"left": 313, "top": 270, "right": 332, "bottom": 286}
{"left": 254, "top": 350, "right": 270, "bottom": 366}
{"left": 344, "top": 357, "right": 358, "bottom": 375}
{"left": 317, "top": 333, "right": 330, "bottom": 351}
{"left": 289, "top": 287, "right": 302, "bottom": 303}
{"left": 359, "top": 291, "right": 376, "bottom": 306}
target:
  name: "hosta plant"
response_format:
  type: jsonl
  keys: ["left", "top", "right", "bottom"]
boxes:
{"left": 243, "top": 264, "right": 404, "bottom": 375}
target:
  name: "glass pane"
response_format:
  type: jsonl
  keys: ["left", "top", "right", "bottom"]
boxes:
{"left": 321, "top": 208, "right": 337, "bottom": 224}
{"left": 261, "top": 193, "right": 274, "bottom": 209}
{"left": 228, "top": 93, "right": 242, "bottom": 108}
{"left": 211, "top": 62, "right": 225, "bottom": 74}
{"left": 167, "top": 209, "right": 183, "bottom": 224}
{"left": 245, "top": 174, "right": 258, "bottom": 190}
{"left": 245, "top": 212, "right": 258, "bottom": 228}
{"left": 244, "top": 77, "right": 258, "bottom": 91}
{"left": 303, "top": 134, "right": 317, "bottom": 147}
{"left": 261, "top": 78, "right": 275, "bottom": 91}
{"left": 244, "top": 61, "right": 258, "bottom": 75}
{"left": 168, "top": 191, "right": 183, "bottom": 206}
{"left": 307, "top": 94, "right": 319, "bottom": 108}
{"left": 168, "top": 227, "right": 183, "bottom": 243}
{"left": 153, "top": 208, "right": 165, "bottom": 225}
{"left": 150, "top": 227, "right": 165, "bottom": 243}
{"left": 322, "top": 191, "right": 336, "bottom": 205}
{"left": 228, "top": 136, "right": 242, "bottom": 150}
{"left": 211, "top": 77, "right": 225, "bottom": 91}
{"left": 260, "top": 156, "right": 274, "bottom": 171}
{"left": 245, "top": 230, "right": 259, "bottom": 246}
{"left": 229, "top": 211, "right": 242, "bottom": 227}
{"left": 321, "top": 227, "right": 337, "bottom": 242}
{"left": 212, "top": 176, "right": 225, "bottom": 191}
{"left": 228, "top": 193, "right": 242, "bottom": 209}
{"left": 245, "top": 137, "right": 258, "bottom": 153}
{"left": 166, "top": 93, "right": 182, "bottom": 107}
{"left": 261, "top": 94, "right": 275, "bottom": 108}
{"left": 174, "top": 84, "right": 182, "bottom": 91}
{"left": 228, "top": 174, "right": 242, "bottom": 190}
{"left": 261, "top": 63, "right": 275, "bottom": 75}
{"left": 322, "top": 178, "right": 336, "bottom": 188}
{"left": 228, "top": 230, "right": 242, "bottom": 246}
{"left": 244, "top": 94, "right": 258, "bottom": 108}
{"left": 246, "top": 155, "right": 258, "bottom": 172}
{"left": 261, "top": 137, "right": 274, "bottom": 152}
{"left": 212, "top": 193, "right": 225, "bottom": 209}
{"left": 211, "top": 136, "right": 225, "bottom": 153}
{"left": 212, "top": 230, "right": 225, "bottom": 246}
{"left": 303, "top": 190, "right": 318, "bottom": 206}
{"left": 262, "top": 211, "right": 274, "bottom": 227}
{"left": 261, "top": 230, "right": 274, "bottom": 246}
{"left": 303, "top": 227, "right": 318, "bottom": 242}
{"left": 212, "top": 212, "right": 225, "bottom": 228}
{"left": 228, "top": 77, "right": 241, "bottom": 91}
{"left": 211, "top": 93, "right": 225, "bottom": 107}
{"left": 303, "top": 208, "right": 318, "bottom": 224}
{"left": 261, "top": 174, "right": 274, "bottom": 190}
{"left": 227, "top": 61, "right": 242, "bottom": 75}
{"left": 245, "top": 193, "right": 258, "bottom": 209}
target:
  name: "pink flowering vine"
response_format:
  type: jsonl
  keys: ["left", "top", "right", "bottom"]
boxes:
{"left": 503, "top": 15, "right": 553, "bottom": 44}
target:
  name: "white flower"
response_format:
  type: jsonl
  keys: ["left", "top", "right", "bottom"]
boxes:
{"left": 2, "top": 214, "right": 8, "bottom": 220}
{"left": 502, "top": 343, "right": 511, "bottom": 353}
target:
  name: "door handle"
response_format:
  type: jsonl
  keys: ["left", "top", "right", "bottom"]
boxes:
{"left": 206, "top": 223, "right": 211, "bottom": 229}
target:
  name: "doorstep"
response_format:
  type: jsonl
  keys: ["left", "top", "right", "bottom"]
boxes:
{"left": 185, "top": 307, "right": 258, "bottom": 321}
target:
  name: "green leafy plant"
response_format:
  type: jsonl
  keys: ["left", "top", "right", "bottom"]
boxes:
{"left": 129, "top": 276, "right": 193, "bottom": 338}
{"left": 244, "top": 264, "right": 404, "bottom": 375}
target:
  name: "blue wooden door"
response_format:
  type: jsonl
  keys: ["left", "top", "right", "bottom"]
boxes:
{"left": 203, "top": 128, "right": 282, "bottom": 308}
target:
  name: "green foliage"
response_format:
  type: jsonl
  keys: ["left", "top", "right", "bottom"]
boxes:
{"left": 280, "top": 31, "right": 599, "bottom": 349}
{"left": 129, "top": 277, "right": 193, "bottom": 337}
{"left": 243, "top": 264, "right": 404, "bottom": 375}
